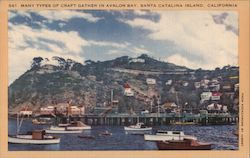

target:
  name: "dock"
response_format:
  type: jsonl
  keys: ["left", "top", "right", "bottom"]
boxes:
{"left": 56, "top": 113, "right": 238, "bottom": 126}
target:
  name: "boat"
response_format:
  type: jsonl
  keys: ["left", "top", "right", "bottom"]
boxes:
{"left": 171, "top": 121, "right": 196, "bottom": 125}
{"left": 78, "top": 135, "right": 95, "bottom": 139}
{"left": 233, "top": 130, "right": 239, "bottom": 136}
{"left": 156, "top": 139, "right": 212, "bottom": 150}
{"left": 59, "top": 121, "right": 91, "bottom": 130}
{"left": 8, "top": 130, "right": 60, "bottom": 144}
{"left": 144, "top": 130, "right": 197, "bottom": 141}
{"left": 45, "top": 126, "right": 83, "bottom": 134}
{"left": 99, "top": 130, "right": 112, "bottom": 136}
{"left": 124, "top": 122, "right": 152, "bottom": 131}
{"left": 32, "top": 118, "right": 52, "bottom": 125}
{"left": 8, "top": 112, "right": 60, "bottom": 144}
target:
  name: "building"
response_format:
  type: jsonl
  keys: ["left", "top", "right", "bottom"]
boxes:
{"left": 146, "top": 78, "right": 156, "bottom": 85}
{"left": 123, "top": 83, "right": 134, "bottom": 96}
{"left": 234, "top": 83, "right": 239, "bottom": 91}
{"left": 165, "top": 80, "right": 172, "bottom": 86}
{"left": 19, "top": 108, "right": 33, "bottom": 116}
{"left": 194, "top": 82, "right": 201, "bottom": 89}
{"left": 207, "top": 103, "right": 228, "bottom": 113}
{"left": 40, "top": 106, "right": 55, "bottom": 115}
{"left": 200, "top": 92, "right": 212, "bottom": 101}
{"left": 182, "top": 81, "right": 189, "bottom": 87}
{"left": 211, "top": 92, "right": 222, "bottom": 101}
{"left": 209, "top": 84, "right": 220, "bottom": 92}
{"left": 70, "top": 106, "right": 81, "bottom": 115}
{"left": 162, "top": 102, "right": 178, "bottom": 113}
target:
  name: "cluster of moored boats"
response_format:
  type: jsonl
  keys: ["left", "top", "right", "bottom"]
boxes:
{"left": 8, "top": 115, "right": 212, "bottom": 150}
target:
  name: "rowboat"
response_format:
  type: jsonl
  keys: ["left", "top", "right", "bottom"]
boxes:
{"left": 78, "top": 135, "right": 95, "bottom": 139}
{"left": 99, "top": 130, "right": 112, "bottom": 136}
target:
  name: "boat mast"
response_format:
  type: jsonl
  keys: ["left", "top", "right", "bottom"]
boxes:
{"left": 16, "top": 113, "right": 19, "bottom": 135}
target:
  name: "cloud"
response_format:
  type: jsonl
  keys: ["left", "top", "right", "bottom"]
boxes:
{"left": 8, "top": 21, "right": 130, "bottom": 84}
{"left": 89, "top": 40, "right": 128, "bottom": 48}
{"left": 35, "top": 10, "right": 102, "bottom": 23}
{"left": 9, "top": 10, "right": 32, "bottom": 19}
{"left": 122, "top": 11, "right": 238, "bottom": 69}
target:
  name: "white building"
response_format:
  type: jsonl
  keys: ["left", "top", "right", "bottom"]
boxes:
{"left": 234, "top": 83, "right": 239, "bottom": 91}
{"left": 19, "top": 108, "right": 33, "bottom": 116}
{"left": 200, "top": 92, "right": 212, "bottom": 101}
{"left": 146, "top": 78, "right": 156, "bottom": 85}
{"left": 123, "top": 83, "right": 134, "bottom": 96}
{"left": 165, "top": 80, "right": 172, "bottom": 86}
{"left": 40, "top": 106, "right": 55, "bottom": 114}
{"left": 211, "top": 92, "right": 222, "bottom": 101}
{"left": 70, "top": 106, "right": 81, "bottom": 115}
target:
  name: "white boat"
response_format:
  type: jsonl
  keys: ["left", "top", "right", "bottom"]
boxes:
{"left": 8, "top": 131, "right": 60, "bottom": 144}
{"left": 144, "top": 130, "right": 197, "bottom": 141}
{"left": 8, "top": 112, "right": 60, "bottom": 144}
{"left": 45, "top": 126, "right": 83, "bottom": 134}
{"left": 124, "top": 122, "right": 152, "bottom": 131}
{"left": 59, "top": 121, "right": 91, "bottom": 130}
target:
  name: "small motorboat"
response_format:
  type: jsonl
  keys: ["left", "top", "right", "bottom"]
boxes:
{"left": 32, "top": 118, "right": 52, "bottom": 125}
{"left": 8, "top": 130, "right": 60, "bottom": 144}
{"left": 156, "top": 139, "right": 212, "bottom": 150}
{"left": 78, "top": 135, "right": 95, "bottom": 139}
{"left": 144, "top": 130, "right": 197, "bottom": 141}
{"left": 124, "top": 122, "right": 152, "bottom": 131}
{"left": 45, "top": 126, "right": 83, "bottom": 134}
{"left": 99, "top": 130, "right": 112, "bottom": 136}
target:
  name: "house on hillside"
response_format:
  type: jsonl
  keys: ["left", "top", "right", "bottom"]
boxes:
{"left": 211, "top": 92, "right": 222, "bottom": 101}
{"left": 146, "top": 78, "right": 156, "bottom": 85}
{"left": 123, "top": 83, "right": 134, "bottom": 96}
{"left": 200, "top": 92, "right": 212, "bottom": 101}
{"left": 162, "top": 102, "right": 178, "bottom": 113}
{"left": 194, "top": 82, "right": 201, "bottom": 89}
{"left": 207, "top": 103, "right": 228, "bottom": 113}
{"left": 19, "top": 107, "right": 33, "bottom": 116}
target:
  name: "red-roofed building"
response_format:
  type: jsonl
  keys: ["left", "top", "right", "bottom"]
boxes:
{"left": 211, "top": 92, "right": 222, "bottom": 101}
{"left": 123, "top": 83, "right": 134, "bottom": 96}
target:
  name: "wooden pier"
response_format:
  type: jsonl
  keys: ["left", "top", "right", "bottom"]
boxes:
{"left": 56, "top": 113, "right": 238, "bottom": 126}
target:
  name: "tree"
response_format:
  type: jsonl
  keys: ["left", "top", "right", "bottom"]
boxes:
{"left": 31, "top": 57, "right": 43, "bottom": 69}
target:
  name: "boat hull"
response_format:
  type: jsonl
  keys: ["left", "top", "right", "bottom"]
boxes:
{"left": 45, "top": 129, "right": 83, "bottom": 134}
{"left": 156, "top": 140, "right": 212, "bottom": 150}
{"left": 67, "top": 126, "right": 91, "bottom": 130}
{"left": 144, "top": 134, "right": 197, "bottom": 141}
{"left": 8, "top": 135, "right": 60, "bottom": 144}
{"left": 124, "top": 127, "right": 152, "bottom": 131}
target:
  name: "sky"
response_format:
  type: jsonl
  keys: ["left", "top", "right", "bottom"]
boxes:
{"left": 8, "top": 10, "right": 238, "bottom": 84}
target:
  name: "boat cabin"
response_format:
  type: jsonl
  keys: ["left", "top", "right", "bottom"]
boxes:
{"left": 32, "top": 130, "right": 46, "bottom": 140}
{"left": 156, "top": 130, "right": 184, "bottom": 136}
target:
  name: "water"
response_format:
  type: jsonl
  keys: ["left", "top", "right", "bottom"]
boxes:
{"left": 8, "top": 118, "right": 238, "bottom": 151}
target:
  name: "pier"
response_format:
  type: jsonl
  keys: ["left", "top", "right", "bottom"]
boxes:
{"left": 58, "top": 113, "right": 238, "bottom": 126}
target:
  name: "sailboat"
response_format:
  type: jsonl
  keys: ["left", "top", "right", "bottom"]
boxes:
{"left": 8, "top": 112, "right": 60, "bottom": 144}
{"left": 46, "top": 101, "right": 89, "bottom": 134}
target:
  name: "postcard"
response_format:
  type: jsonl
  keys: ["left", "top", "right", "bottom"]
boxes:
{"left": 0, "top": 0, "right": 249, "bottom": 158}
